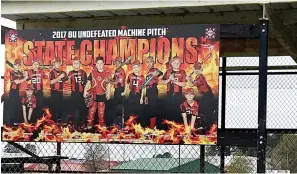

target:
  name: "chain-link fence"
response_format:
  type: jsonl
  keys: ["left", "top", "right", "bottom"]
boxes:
{"left": 1, "top": 56, "right": 297, "bottom": 173}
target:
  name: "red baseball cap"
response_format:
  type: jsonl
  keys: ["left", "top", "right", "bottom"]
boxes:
{"left": 194, "top": 62, "right": 202, "bottom": 69}
{"left": 26, "top": 84, "right": 34, "bottom": 90}
{"left": 132, "top": 60, "right": 141, "bottom": 66}
{"left": 54, "top": 58, "right": 62, "bottom": 63}
{"left": 184, "top": 88, "right": 194, "bottom": 94}
{"left": 14, "top": 59, "right": 21, "bottom": 65}
{"left": 114, "top": 57, "right": 122, "bottom": 63}
{"left": 33, "top": 58, "right": 40, "bottom": 63}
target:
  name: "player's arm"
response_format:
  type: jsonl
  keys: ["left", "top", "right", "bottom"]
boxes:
{"left": 106, "top": 82, "right": 111, "bottom": 100}
{"left": 173, "top": 71, "right": 187, "bottom": 87}
{"left": 160, "top": 70, "right": 172, "bottom": 85}
{"left": 28, "top": 98, "right": 36, "bottom": 121}
{"left": 66, "top": 71, "right": 72, "bottom": 84}
{"left": 14, "top": 72, "right": 28, "bottom": 84}
{"left": 140, "top": 76, "right": 145, "bottom": 104}
{"left": 121, "top": 74, "right": 130, "bottom": 96}
{"left": 190, "top": 115, "right": 196, "bottom": 129}
{"left": 181, "top": 113, "right": 188, "bottom": 128}
{"left": 50, "top": 71, "right": 62, "bottom": 85}
{"left": 83, "top": 74, "right": 92, "bottom": 98}
{"left": 22, "top": 105, "right": 27, "bottom": 123}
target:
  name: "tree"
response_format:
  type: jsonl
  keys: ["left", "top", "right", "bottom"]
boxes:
{"left": 84, "top": 144, "right": 109, "bottom": 172}
{"left": 225, "top": 152, "right": 253, "bottom": 173}
{"left": 154, "top": 152, "right": 173, "bottom": 158}
{"left": 268, "top": 134, "right": 297, "bottom": 172}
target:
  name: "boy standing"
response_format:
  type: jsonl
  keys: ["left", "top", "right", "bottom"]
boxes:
{"left": 67, "top": 57, "right": 87, "bottom": 130}
{"left": 83, "top": 56, "right": 111, "bottom": 128}
{"left": 49, "top": 58, "right": 67, "bottom": 123}
{"left": 122, "top": 60, "right": 145, "bottom": 122}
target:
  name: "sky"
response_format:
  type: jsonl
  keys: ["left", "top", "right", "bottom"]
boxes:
{"left": 0, "top": 17, "right": 296, "bottom": 162}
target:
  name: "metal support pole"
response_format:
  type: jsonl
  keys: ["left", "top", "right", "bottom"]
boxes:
{"left": 220, "top": 57, "right": 227, "bottom": 173}
{"left": 200, "top": 145, "right": 205, "bottom": 173}
{"left": 56, "top": 142, "right": 61, "bottom": 172}
{"left": 257, "top": 18, "right": 269, "bottom": 173}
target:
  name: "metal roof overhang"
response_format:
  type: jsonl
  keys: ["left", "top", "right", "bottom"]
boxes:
{"left": 2, "top": 1, "right": 297, "bottom": 59}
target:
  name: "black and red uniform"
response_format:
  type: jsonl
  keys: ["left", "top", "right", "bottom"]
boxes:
{"left": 162, "top": 69, "right": 187, "bottom": 123}
{"left": 49, "top": 68, "right": 67, "bottom": 122}
{"left": 8, "top": 70, "right": 23, "bottom": 125}
{"left": 27, "top": 69, "right": 46, "bottom": 116}
{"left": 193, "top": 74, "right": 216, "bottom": 130}
{"left": 180, "top": 100, "right": 202, "bottom": 128}
{"left": 21, "top": 95, "right": 37, "bottom": 123}
{"left": 87, "top": 69, "right": 110, "bottom": 127}
{"left": 144, "top": 68, "right": 162, "bottom": 128}
{"left": 68, "top": 69, "right": 87, "bottom": 130}
{"left": 125, "top": 73, "right": 145, "bottom": 121}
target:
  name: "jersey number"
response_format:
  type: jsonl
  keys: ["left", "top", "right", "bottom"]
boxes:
{"left": 186, "top": 110, "right": 191, "bottom": 115}
{"left": 32, "top": 77, "right": 41, "bottom": 84}
{"left": 74, "top": 76, "right": 81, "bottom": 83}
{"left": 132, "top": 80, "right": 139, "bottom": 87}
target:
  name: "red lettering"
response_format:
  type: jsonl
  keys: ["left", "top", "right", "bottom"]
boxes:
{"left": 94, "top": 40, "right": 106, "bottom": 63}
{"left": 137, "top": 39, "right": 149, "bottom": 63}
{"left": 157, "top": 38, "right": 170, "bottom": 64}
{"left": 55, "top": 41, "right": 66, "bottom": 63}
{"left": 80, "top": 40, "right": 92, "bottom": 66}
{"left": 66, "top": 40, "right": 75, "bottom": 65}
{"left": 44, "top": 41, "right": 55, "bottom": 66}
{"left": 35, "top": 41, "right": 45, "bottom": 64}
{"left": 106, "top": 39, "right": 118, "bottom": 65}
{"left": 119, "top": 39, "right": 136, "bottom": 63}
{"left": 185, "top": 37, "right": 198, "bottom": 64}
{"left": 148, "top": 38, "right": 156, "bottom": 59}
{"left": 172, "top": 38, "right": 184, "bottom": 63}
{"left": 23, "top": 41, "right": 34, "bottom": 66}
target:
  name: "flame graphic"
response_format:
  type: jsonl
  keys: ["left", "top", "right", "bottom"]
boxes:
{"left": 2, "top": 108, "right": 217, "bottom": 144}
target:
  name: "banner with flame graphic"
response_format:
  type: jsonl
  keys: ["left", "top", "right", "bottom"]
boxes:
{"left": 2, "top": 24, "right": 219, "bottom": 145}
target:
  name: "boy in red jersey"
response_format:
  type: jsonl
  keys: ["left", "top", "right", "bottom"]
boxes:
{"left": 187, "top": 62, "right": 216, "bottom": 132}
{"left": 161, "top": 56, "right": 187, "bottom": 124}
{"left": 49, "top": 58, "right": 68, "bottom": 123}
{"left": 122, "top": 60, "right": 145, "bottom": 122}
{"left": 180, "top": 88, "right": 200, "bottom": 130}
{"left": 143, "top": 56, "right": 163, "bottom": 129}
{"left": 110, "top": 57, "right": 126, "bottom": 126}
{"left": 67, "top": 57, "right": 88, "bottom": 130}
{"left": 8, "top": 59, "right": 28, "bottom": 125}
{"left": 83, "top": 56, "right": 111, "bottom": 128}
{"left": 21, "top": 84, "right": 37, "bottom": 123}
{"left": 27, "top": 58, "right": 46, "bottom": 118}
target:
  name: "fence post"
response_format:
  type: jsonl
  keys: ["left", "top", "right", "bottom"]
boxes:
{"left": 56, "top": 142, "right": 61, "bottom": 172}
{"left": 257, "top": 18, "right": 269, "bottom": 173}
{"left": 200, "top": 145, "right": 205, "bottom": 173}
{"left": 220, "top": 57, "right": 227, "bottom": 173}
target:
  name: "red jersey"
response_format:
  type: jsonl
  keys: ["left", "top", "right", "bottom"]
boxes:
{"left": 10, "top": 71, "right": 23, "bottom": 90}
{"left": 127, "top": 73, "right": 145, "bottom": 94}
{"left": 28, "top": 69, "right": 46, "bottom": 91}
{"left": 49, "top": 69, "right": 67, "bottom": 91}
{"left": 180, "top": 100, "right": 199, "bottom": 117}
{"left": 88, "top": 69, "right": 110, "bottom": 95}
{"left": 21, "top": 95, "right": 37, "bottom": 109}
{"left": 145, "top": 68, "right": 161, "bottom": 89}
{"left": 162, "top": 69, "right": 187, "bottom": 94}
{"left": 68, "top": 70, "right": 87, "bottom": 93}
{"left": 113, "top": 68, "right": 125, "bottom": 88}
{"left": 193, "top": 75, "right": 210, "bottom": 94}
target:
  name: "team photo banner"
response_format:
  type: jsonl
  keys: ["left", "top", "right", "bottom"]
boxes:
{"left": 2, "top": 24, "right": 220, "bottom": 144}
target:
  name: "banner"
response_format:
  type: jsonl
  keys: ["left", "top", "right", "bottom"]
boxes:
{"left": 2, "top": 24, "right": 219, "bottom": 144}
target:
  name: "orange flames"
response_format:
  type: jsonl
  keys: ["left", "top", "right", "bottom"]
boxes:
{"left": 2, "top": 108, "right": 217, "bottom": 144}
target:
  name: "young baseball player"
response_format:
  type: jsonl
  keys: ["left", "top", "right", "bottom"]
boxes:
{"left": 49, "top": 58, "right": 68, "bottom": 123}
{"left": 21, "top": 84, "right": 37, "bottom": 123}
{"left": 143, "top": 56, "right": 163, "bottom": 129}
{"left": 187, "top": 62, "right": 216, "bottom": 132}
{"left": 180, "top": 88, "right": 200, "bottom": 129}
{"left": 8, "top": 59, "right": 28, "bottom": 125}
{"left": 67, "top": 57, "right": 88, "bottom": 130}
{"left": 27, "top": 58, "right": 46, "bottom": 119}
{"left": 161, "top": 56, "right": 187, "bottom": 124}
{"left": 122, "top": 60, "right": 145, "bottom": 122}
{"left": 83, "top": 56, "right": 111, "bottom": 128}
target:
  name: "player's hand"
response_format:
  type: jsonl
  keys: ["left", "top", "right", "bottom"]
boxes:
{"left": 121, "top": 92, "right": 125, "bottom": 96}
{"left": 169, "top": 74, "right": 175, "bottom": 81}
{"left": 140, "top": 98, "right": 143, "bottom": 104}
{"left": 59, "top": 73, "right": 65, "bottom": 79}
{"left": 144, "top": 96, "right": 148, "bottom": 105}
{"left": 83, "top": 91, "right": 89, "bottom": 98}
{"left": 106, "top": 94, "right": 110, "bottom": 100}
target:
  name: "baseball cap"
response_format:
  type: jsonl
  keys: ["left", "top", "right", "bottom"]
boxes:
{"left": 132, "top": 60, "right": 141, "bottom": 66}
{"left": 194, "top": 62, "right": 202, "bottom": 69}
{"left": 184, "top": 88, "right": 194, "bottom": 94}
{"left": 26, "top": 84, "right": 34, "bottom": 90}
{"left": 14, "top": 59, "right": 21, "bottom": 65}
